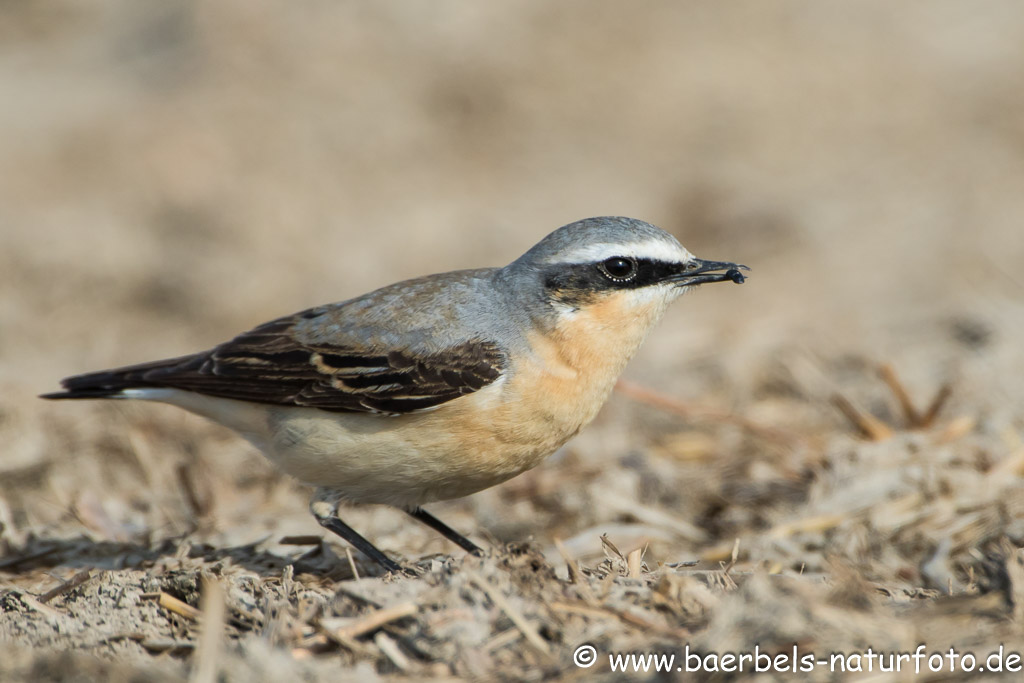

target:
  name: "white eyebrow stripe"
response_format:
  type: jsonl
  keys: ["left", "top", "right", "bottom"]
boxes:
{"left": 551, "top": 239, "right": 693, "bottom": 265}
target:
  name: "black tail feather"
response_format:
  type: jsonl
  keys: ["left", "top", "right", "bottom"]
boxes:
{"left": 40, "top": 353, "right": 203, "bottom": 401}
{"left": 39, "top": 388, "right": 126, "bottom": 400}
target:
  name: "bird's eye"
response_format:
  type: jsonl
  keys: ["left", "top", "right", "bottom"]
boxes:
{"left": 599, "top": 256, "right": 636, "bottom": 281}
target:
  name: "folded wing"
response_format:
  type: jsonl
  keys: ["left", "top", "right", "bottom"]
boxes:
{"left": 46, "top": 312, "right": 506, "bottom": 415}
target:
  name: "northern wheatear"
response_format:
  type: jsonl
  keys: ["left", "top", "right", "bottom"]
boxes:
{"left": 43, "top": 216, "right": 746, "bottom": 574}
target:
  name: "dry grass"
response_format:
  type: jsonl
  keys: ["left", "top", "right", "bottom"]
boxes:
{"left": 3, "top": 1, "right": 1024, "bottom": 680}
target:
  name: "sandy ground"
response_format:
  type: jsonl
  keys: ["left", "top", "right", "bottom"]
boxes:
{"left": 3, "top": 1, "right": 1024, "bottom": 680}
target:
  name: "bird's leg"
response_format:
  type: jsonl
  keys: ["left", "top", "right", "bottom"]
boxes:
{"left": 407, "top": 507, "right": 483, "bottom": 556}
{"left": 310, "top": 489, "right": 411, "bottom": 576}
{"left": 316, "top": 515, "right": 408, "bottom": 575}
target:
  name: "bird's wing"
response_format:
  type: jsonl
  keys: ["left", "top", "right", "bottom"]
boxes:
{"left": 55, "top": 310, "right": 507, "bottom": 415}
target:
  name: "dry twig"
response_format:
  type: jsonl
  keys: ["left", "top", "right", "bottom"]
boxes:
{"left": 190, "top": 578, "right": 226, "bottom": 683}
{"left": 152, "top": 592, "right": 203, "bottom": 621}
{"left": 878, "top": 364, "right": 922, "bottom": 426}
{"left": 467, "top": 573, "right": 551, "bottom": 657}
{"left": 831, "top": 393, "right": 893, "bottom": 441}
{"left": 279, "top": 535, "right": 324, "bottom": 546}
{"left": 920, "top": 384, "right": 953, "bottom": 427}
{"left": 374, "top": 632, "right": 413, "bottom": 672}
{"left": 321, "top": 602, "right": 417, "bottom": 641}
{"left": 39, "top": 569, "right": 93, "bottom": 604}
{"left": 13, "top": 591, "right": 64, "bottom": 620}
{"left": 626, "top": 547, "right": 644, "bottom": 579}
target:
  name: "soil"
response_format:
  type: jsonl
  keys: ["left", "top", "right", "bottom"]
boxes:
{"left": 3, "top": 2, "right": 1024, "bottom": 680}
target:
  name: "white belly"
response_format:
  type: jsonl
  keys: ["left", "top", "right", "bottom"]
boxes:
{"left": 131, "top": 380, "right": 575, "bottom": 508}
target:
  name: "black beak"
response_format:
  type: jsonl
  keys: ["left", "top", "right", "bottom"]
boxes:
{"left": 670, "top": 258, "right": 749, "bottom": 286}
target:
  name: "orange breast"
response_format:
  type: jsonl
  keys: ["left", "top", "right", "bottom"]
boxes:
{"left": 442, "top": 291, "right": 671, "bottom": 472}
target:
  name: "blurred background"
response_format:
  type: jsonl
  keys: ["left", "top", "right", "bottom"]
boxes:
{"left": 2, "top": 1, "right": 1024, "bottom": 670}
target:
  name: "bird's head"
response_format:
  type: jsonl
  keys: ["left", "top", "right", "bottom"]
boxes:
{"left": 508, "top": 216, "right": 747, "bottom": 326}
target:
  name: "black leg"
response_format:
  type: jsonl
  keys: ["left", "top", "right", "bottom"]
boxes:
{"left": 407, "top": 507, "right": 483, "bottom": 556}
{"left": 315, "top": 514, "right": 410, "bottom": 576}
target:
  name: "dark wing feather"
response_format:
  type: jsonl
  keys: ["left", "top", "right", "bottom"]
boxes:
{"left": 51, "top": 314, "right": 506, "bottom": 415}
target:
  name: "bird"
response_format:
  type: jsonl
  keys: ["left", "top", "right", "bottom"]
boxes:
{"left": 42, "top": 216, "right": 747, "bottom": 574}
